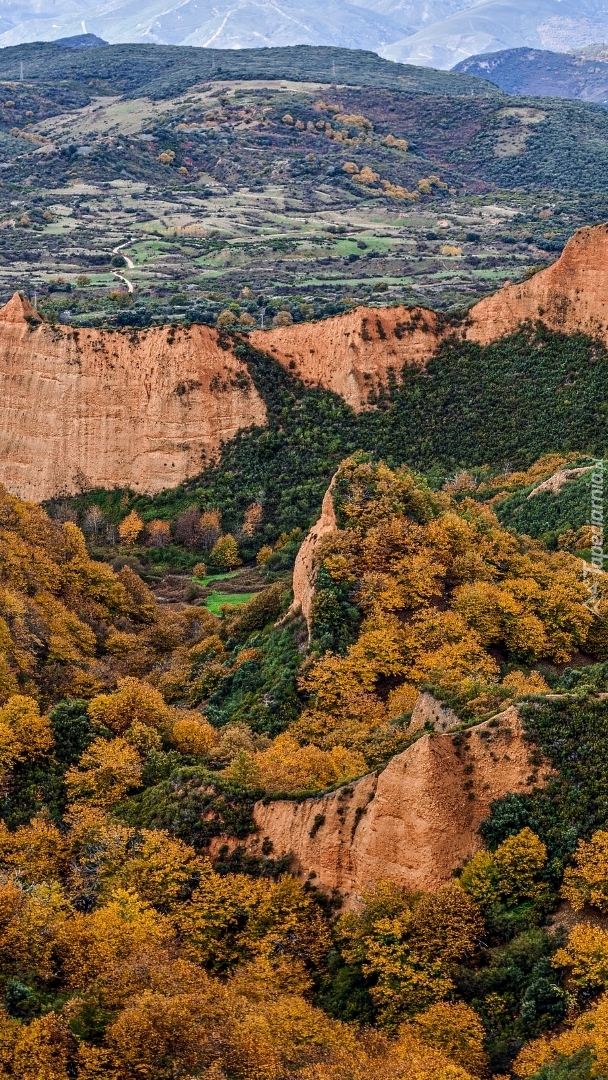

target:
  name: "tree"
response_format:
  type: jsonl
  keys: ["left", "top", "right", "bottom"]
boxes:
{"left": 175, "top": 507, "right": 202, "bottom": 549}
{"left": 272, "top": 311, "right": 293, "bottom": 327}
{"left": 229, "top": 734, "right": 365, "bottom": 794}
{"left": 88, "top": 678, "right": 175, "bottom": 735}
{"left": 241, "top": 503, "right": 263, "bottom": 538}
{"left": 562, "top": 829, "right": 608, "bottom": 912}
{"left": 82, "top": 505, "right": 105, "bottom": 537}
{"left": 553, "top": 924, "right": 608, "bottom": 991}
{"left": 337, "top": 881, "right": 483, "bottom": 1024}
{"left": 199, "top": 510, "right": 222, "bottom": 552}
{"left": 118, "top": 510, "right": 144, "bottom": 546}
{"left": 65, "top": 737, "right": 142, "bottom": 807}
{"left": 0, "top": 696, "right": 54, "bottom": 777}
{"left": 408, "top": 1002, "right": 488, "bottom": 1076}
{"left": 460, "top": 829, "right": 548, "bottom": 909}
{"left": 210, "top": 534, "right": 242, "bottom": 571}
{"left": 171, "top": 716, "right": 217, "bottom": 757}
{"left": 146, "top": 519, "right": 171, "bottom": 548}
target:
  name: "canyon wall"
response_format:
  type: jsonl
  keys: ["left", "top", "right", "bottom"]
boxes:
{"left": 0, "top": 293, "right": 266, "bottom": 502}
{"left": 1, "top": 223, "right": 608, "bottom": 500}
{"left": 252, "top": 223, "right": 608, "bottom": 408}
{"left": 249, "top": 706, "right": 543, "bottom": 904}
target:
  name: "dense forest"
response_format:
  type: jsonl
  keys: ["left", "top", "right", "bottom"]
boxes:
{"left": 58, "top": 326, "right": 608, "bottom": 578}
{"left": 3, "top": 453, "right": 608, "bottom": 1077}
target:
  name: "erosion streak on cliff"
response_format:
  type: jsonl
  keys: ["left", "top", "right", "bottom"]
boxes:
{"left": 0, "top": 296, "right": 266, "bottom": 502}
{"left": 250, "top": 708, "right": 541, "bottom": 903}
{"left": 251, "top": 223, "right": 608, "bottom": 408}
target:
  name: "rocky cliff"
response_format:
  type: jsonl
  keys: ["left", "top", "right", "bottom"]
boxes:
{"left": 0, "top": 294, "right": 266, "bottom": 502}
{"left": 250, "top": 305, "right": 440, "bottom": 409}
{"left": 2, "top": 223, "right": 608, "bottom": 500}
{"left": 249, "top": 706, "right": 544, "bottom": 904}
{"left": 252, "top": 223, "right": 608, "bottom": 408}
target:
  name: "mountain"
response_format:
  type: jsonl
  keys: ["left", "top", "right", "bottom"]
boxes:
{"left": 455, "top": 46, "right": 608, "bottom": 105}
{"left": 381, "top": 0, "right": 608, "bottom": 68}
{"left": 1, "top": 0, "right": 608, "bottom": 68}
{"left": 0, "top": 0, "right": 476, "bottom": 50}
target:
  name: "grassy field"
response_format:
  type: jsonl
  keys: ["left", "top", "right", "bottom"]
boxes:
{"left": 206, "top": 592, "right": 256, "bottom": 614}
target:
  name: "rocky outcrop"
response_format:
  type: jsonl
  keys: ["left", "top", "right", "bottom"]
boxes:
{"left": 288, "top": 477, "right": 337, "bottom": 628}
{"left": 407, "top": 692, "right": 460, "bottom": 734}
{"left": 250, "top": 305, "right": 439, "bottom": 409}
{"left": 251, "top": 223, "right": 608, "bottom": 408}
{"left": 527, "top": 465, "right": 594, "bottom": 499}
{"left": 250, "top": 706, "right": 545, "bottom": 903}
{"left": 0, "top": 296, "right": 266, "bottom": 501}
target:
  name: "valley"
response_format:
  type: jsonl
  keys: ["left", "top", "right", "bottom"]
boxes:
{"left": 3, "top": 37, "right": 608, "bottom": 1080}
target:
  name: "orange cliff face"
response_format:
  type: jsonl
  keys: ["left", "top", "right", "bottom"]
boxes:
{"left": 251, "top": 304, "right": 440, "bottom": 408}
{"left": 248, "top": 707, "right": 544, "bottom": 904}
{"left": 0, "top": 295, "right": 266, "bottom": 502}
{"left": 251, "top": 223, "right": 608, "bottom": 407}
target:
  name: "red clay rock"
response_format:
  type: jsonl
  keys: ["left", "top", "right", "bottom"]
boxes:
{"left": 288, "top": 477, "right": 337, "bottom": 628}
{"left": 251, "top": 305, "right": 439, "bottom": 409}
{"left": 250, "top": 707, "right": 544, "bottom": 904}
{"left": 0, "top": 303, "right": 266, "bottom": 501}
{"left": 251, "top": 223, "right": 608, "bottom": 408}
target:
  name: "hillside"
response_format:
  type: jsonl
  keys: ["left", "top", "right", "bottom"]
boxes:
{"left": 1, "top": 456, "right": 608, "bottom": 1076}
{"left": 2, "top": 42, "right": 608, "bottom": 327}
{"left": 455, "top": 46, "right": 608, "bottom": 106}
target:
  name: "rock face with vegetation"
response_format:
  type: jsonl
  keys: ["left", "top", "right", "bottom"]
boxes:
{"left": 0, "top": 293, "right": 266, "bottom": 501}
{"left": 3, "top": 224, "right": 608, "bottom": 504}
{"left": 251, "top": 707, "right": 541, "bottom": 903}
{"left": 254, "top": 222, "right": 608, "bottom": 399}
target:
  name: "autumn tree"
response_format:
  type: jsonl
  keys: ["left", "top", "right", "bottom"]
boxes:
{"left": 146, "top": 518, "right": 171, "bottom": 548}
{"left": 337, "top": 880, "right": 483, "bottom": 1024}
{"left": 460, "top": 829, "right": 548, "bottom": 909}
{"left": 210, "top": 534, "right": 242, "bottom": 571}
{"left": 118, "top": 510, "right": 144, "bottom": 546}
{"left": 65, "top": 737, "right": 142, "bottom": 807}
{"left": 562, "top": 829, "right": 608, "bottom": 912}
{"left": 241, "top": 502, "right": 263, "bottom": 537}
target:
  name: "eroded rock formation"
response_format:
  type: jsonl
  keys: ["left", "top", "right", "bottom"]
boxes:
{"left": 2, "top": 223, "right": 608, "bottom": 500}
{"left": 0, "top": 295, "right": 266, "bottom": 501}
{"left": 250, "top": 707, "right": 544, "bottom": 903}
{"left": 288, "top": 477, "right": 337, "bottom": 628}
{"left": 252, "top": 223, "right": 608, "bottom": 409}
{"left": 251, "top": 305, "right": 440, "bottom": 409}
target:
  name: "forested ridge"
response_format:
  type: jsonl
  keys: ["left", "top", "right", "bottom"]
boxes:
{"left": 3, "top": 453, "right": 608, "bottom": 1077}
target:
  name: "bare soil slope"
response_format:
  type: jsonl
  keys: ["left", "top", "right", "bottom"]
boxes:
{"left": 0, "top": 294, "right": 266, "bottom": 501}
{"left": 250, "top": 707, "right": 543, "bottom": 904}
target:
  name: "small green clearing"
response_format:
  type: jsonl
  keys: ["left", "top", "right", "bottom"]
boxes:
{"left": 206, "top": 591, "right": 255, "bottom": 614}
{"left": 194, "top": 571, "right": 240, "bottom": 586}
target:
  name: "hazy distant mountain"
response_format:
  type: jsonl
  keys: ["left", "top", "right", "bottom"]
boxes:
{"left": 0, "top": 0, "right": 412, "bottom": 50}
{"left": 0, "top": 0, "right": 607, "bottom": 70}
{"left": 381, "top": 0, "right": 608, "bottom": 68}
{"left": 455, "top": 46, "right": 608, "bottom": 105}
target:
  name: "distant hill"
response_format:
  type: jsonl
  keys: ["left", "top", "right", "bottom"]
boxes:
{"left": 455, "top": 46, "right": 608, "bottom": 106}
{"left": 381, "top": 0, "right": 608, "bottom": 69}
{"left": 2, "top": 0, "right": 608, "bottom": 69}
{"left": 0, "top": 41, "right": 498, "bottom": 99}
{"left": 53, "top": 33, "right": 108, "bottom": 49}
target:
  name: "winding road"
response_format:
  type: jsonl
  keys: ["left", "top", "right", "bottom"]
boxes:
{"left": 111, "top": 238, "right": 135, "bottom": 293}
